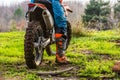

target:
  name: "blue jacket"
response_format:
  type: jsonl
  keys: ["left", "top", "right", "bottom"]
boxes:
{"left": 30, "top": 0, "right": 34, "bottom": 3}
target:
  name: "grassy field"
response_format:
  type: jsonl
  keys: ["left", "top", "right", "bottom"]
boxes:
{"left": 0, "top": 30, "right": 120, "bottom": 79}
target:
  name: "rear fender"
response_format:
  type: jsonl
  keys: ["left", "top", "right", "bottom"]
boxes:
{"left": 28, "top": 3, "right": 46, "bottom": 12}
{"left": 27, "top": 3, "right": 47, "bottom": 22}
{"left": 29, "top": 6, "right": 37, "bottom": 12}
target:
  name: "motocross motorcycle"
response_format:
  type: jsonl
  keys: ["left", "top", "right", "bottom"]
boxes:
{"left": 24, "top": 0, "right": 72, "bottom": 69}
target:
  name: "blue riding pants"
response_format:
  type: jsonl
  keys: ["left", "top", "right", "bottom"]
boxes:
{"left": 30, "top": 0, "right": 67, "bottom": 33}
{"left": 49, "top": 0, "right": 67, "bottom": 33}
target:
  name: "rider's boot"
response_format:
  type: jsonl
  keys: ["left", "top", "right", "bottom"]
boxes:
{"left": 55, "top": 33, "right": 69, "bottom": 64}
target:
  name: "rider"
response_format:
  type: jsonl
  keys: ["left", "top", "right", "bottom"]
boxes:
{"left": 30, "top": 0, "right": 69, "bottom": 64}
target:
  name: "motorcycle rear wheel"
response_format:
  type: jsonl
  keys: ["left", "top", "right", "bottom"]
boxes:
{"left": 24, "top": 21, "right": 44, "bottom": 69}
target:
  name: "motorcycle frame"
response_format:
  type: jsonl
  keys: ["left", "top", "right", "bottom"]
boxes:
{"left": 26, "top": 3, "right": 55, "bottom": 48}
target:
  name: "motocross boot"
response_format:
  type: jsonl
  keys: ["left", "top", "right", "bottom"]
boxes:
{"left": 55, "top": 33, "right": 69, "bottom": 64}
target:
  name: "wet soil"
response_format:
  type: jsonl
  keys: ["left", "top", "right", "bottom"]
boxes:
{"left": 110, "top": 39, "right": 120, "bottom": 47}
{"left": 34, "top": 61, "right": 80, "bottom": 80}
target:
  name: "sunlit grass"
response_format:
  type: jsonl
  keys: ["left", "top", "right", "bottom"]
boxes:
{"left": 0, "top": 56, "right": 24, "bottom": 64}
{"left": 69, "top": 30, "right": 120, "bottom": 56}
{"left": 0, "top": 31, "right": 24, "bottom": 57}
{"left": 78, "top": 60, "right": 114, "bottom": 78}
{"left": 0, "top": 30, "right": 120, "bottom": 79}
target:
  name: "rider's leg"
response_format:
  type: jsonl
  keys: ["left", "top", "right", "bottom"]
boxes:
{"left": 51, "top": 0, "right": 69, "bottom": 63}
{"left": 55, "top": 27, "right": 69, "bottom": 63}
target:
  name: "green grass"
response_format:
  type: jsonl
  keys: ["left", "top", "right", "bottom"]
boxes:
{"left": 0, "top": 30, "right": 120, "bottom": 79}
{"left": 0, "top": 31, "right": 24, "bottom": 57}
{"left": 67, "top": 30, "right": 120, "bottom": 78}
{"left": 70, "top": 30, "right": 120, "bottom": 56}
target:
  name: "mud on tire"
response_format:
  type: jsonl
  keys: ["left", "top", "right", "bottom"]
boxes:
{"left": 24, "top": 21, "right": 43, "bottom": 69}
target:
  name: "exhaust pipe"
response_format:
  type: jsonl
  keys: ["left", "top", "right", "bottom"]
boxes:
{"left": 42, "top": 10, "right": 54, "bottom": 30}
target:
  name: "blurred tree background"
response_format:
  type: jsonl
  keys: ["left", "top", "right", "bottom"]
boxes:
{"left": 82, "top": 0, "right": 111, "bottom": 30}
{"left": 114, "top": 0, "right": 120, "bottom": 28}
{"left": 0, "top": 0, "right": 120, "bottom": 32}
{"left": 13, "top": 7, "right": 24, "bottom": 21}
{"left": 0, "top": 1, "right": 27, "bottom": 32}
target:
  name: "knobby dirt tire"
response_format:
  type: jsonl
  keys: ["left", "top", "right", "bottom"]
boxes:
{"left": 24, "top": 21, "right": 43, "bottom": 69}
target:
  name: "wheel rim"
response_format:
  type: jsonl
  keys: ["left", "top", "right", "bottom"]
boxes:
{"left": 34, "top": 46, "right": 43, "bottom": 66}
{"left": 34, "top": 24, "right": 43, "bottom": 66}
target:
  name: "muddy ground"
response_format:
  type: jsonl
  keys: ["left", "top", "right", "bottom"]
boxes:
{"left": 1, "top": 39, "right": 120, "bottom": 80}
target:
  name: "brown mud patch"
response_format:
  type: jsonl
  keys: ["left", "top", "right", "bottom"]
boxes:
{"left": 110, "top": 39, "right": 120, "bottom": 47}
{"left": 1, "top": 62, "right": 80, "bottom": 80}
{"left": 1, "top": 59, "right": 117, "bottom": 79}
{"left": 0, "top": 72, "right": 4, "bottom": 80}
{"left": 80, "top": 49, "right": 112, "bottom": 60}
{"left": 30, "top": 60, "right": 80, "bottom": 79}
{"left": 110, "top": 40, "right": 120, "bottom": 43}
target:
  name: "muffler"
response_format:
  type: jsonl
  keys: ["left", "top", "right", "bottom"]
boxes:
{"left": 42, "top": 10, "right": 54, "bottom": 30}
